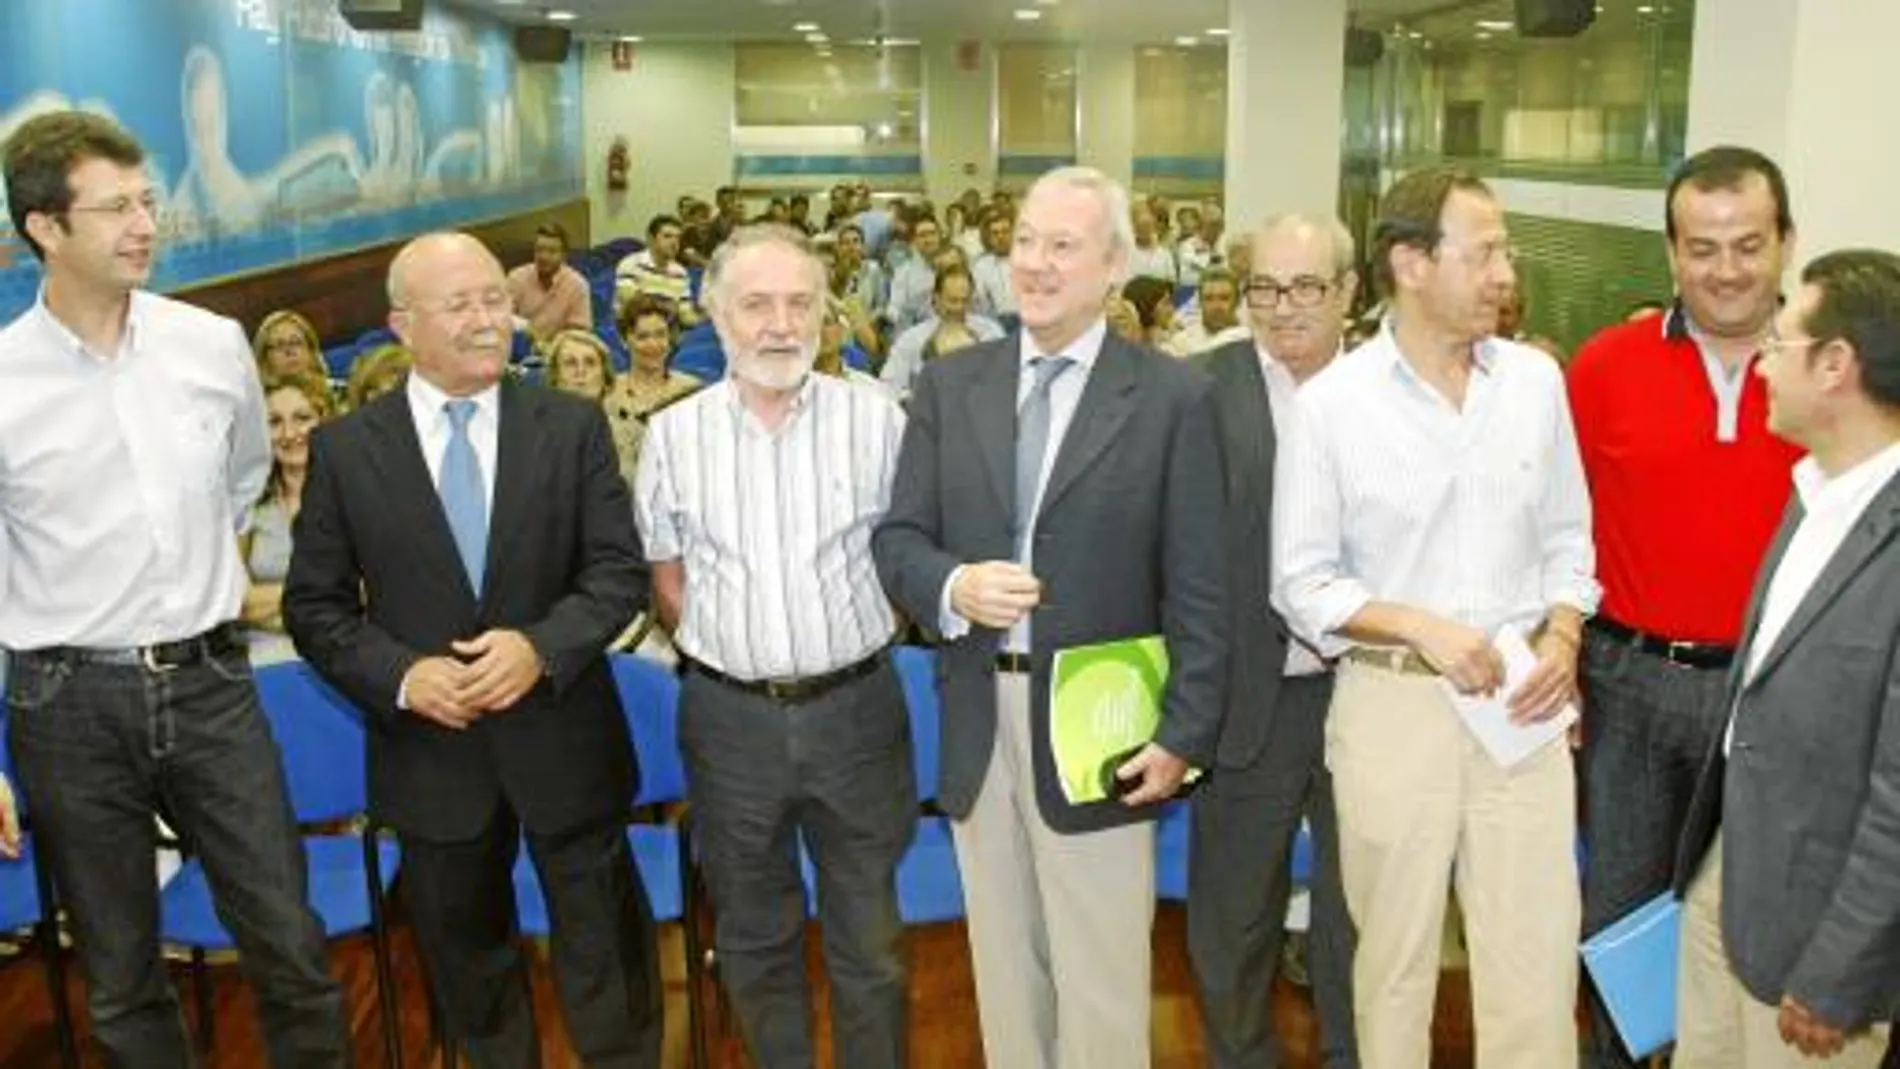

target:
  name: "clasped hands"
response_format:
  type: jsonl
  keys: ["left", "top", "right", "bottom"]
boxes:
{"left": 951, "top": 561, "right": 1189, "bottom": 807}
{"left": 401, "top": 629, "right": 543, "bottom": 730}
{"left": 1409, "top": 614, "right": 1579, "bottom": 727}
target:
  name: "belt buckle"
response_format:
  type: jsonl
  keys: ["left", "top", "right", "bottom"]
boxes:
{"left": 140, "top": 643, "right": 183, "bottom": 674}
{"left": 1665, "top": 639, "right": 1693, "bottom": 664}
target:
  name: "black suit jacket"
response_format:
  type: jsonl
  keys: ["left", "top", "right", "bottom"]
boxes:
{"left": 1675, "top": 471, "right": 1900, "bottom": 1028}
{"left": 283, "top": 380, "right": 648, "bottom": 842}
{"left": 1192, "top": 340, "right": 1292, "bottom": 770}
{"left": 872, "top": 331, "right": 1229, "bottom": 834}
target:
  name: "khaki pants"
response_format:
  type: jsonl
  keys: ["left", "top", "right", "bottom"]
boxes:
{"left": 951, "top": 673, "right": 1156, "bottom": 1069}
{"left": 1327, "top": 661, "right": 1579, "bottom": 1069}
{"left": 1675, "top": 837, "right": 1890, "bottom": 1069}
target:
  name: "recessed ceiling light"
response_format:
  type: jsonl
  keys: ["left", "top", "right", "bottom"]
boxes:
{"left": 546, "top": 9, "right": 576, "bottom": 21}
{"left": 1475, "top": 19, "right": 1514, "bottom": 30}
{"left": 1635, "top": 4, "right": 1654, "bottom": 11}
{"left": 1014, "top": 9, "right": 1043, "bottom": 21}
{"left": 1205, "top": 28, "right": 1229, "bottom": 37}
{"left": 804, "top": 31, "right": 828, "bottom": 42}
{"left": 1175, "top": 35, "right": 1199, "bottom": 46}
{"left": 793, "top": 21, "right": 819, "bottom": 32}
{"left": 618, "top": 35, "right": 643, "bottom": 42}
{"left": 1476, "top": 31, "right": 1492, "bottom": 39}
{"left": 1406, "top": 30, "right": 1423, "bottom": 38}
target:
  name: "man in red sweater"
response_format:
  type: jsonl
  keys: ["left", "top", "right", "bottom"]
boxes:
{"left": 1567, "top": 145, "right": 1805, "bottom": 1069}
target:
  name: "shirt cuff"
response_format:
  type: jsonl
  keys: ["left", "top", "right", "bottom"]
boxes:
{"left": 938, "top": 565, "right": 972, "bottom": 641}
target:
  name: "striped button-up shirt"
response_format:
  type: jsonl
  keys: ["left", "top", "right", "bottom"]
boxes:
{"left": 635, "top": 373, "right": 905, "bottom": 681}
{"left": 1272, "top": 324, "right": 1599, "bottom": 657}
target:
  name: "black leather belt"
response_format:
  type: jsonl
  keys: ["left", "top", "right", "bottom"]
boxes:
{"left": 687, "top": 649, "right": 886, "bottom": 704}
{"left": 1591, "top": 617, "right": 1734, "bottom": 670}
{"left": 26, "top": 622, "right": 245, "bottom": 673}
{"left": 994, "top": 652, "right": 1032, "bottom": 674}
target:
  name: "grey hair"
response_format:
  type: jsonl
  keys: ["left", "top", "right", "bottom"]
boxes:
{"left": 700, "top": 223, "right": 826, "bottom": 316}
{"left": 1026, "top": 165, "right": 1137, "bottom": 263}
{"left": 1256, "top": 212, "right": 1358, "bottom": 278}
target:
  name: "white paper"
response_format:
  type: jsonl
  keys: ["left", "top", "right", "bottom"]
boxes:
{"left": 1439, "top": 627, "right": 1576, "bottom": 768}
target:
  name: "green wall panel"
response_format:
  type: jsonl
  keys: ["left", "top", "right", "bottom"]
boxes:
{"left": 1507, "top": 213, "right": 1673, "bottom": 355}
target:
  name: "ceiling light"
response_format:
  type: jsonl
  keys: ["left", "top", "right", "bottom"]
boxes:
{"left": 1635, "top": 4, "right": 1654, "bottom": 11}
{"left": 1036, "top": 0, "right": 1059, "bottom": 5}
{"left": 1475, "top": 19, "right": 1514, "bottom": 30}
{"left": 816, "top": 47, "right": 833, "bottom": 56}
{"left": 804, "top": 31, "right": 828, "bottom": 42}
{"left": 793, "top": 21, "right": 819, "bottom": 32}
{"left": 546, "top": 9, "right": 576, "bottom": 21}
{"left": 1476, "top": 31, "right": 1491, "bottom": 39}
{"left": 1175, "top": 35, "right": 1199, "bottom": 46}
{"left": 1014, "top": 9, "right": 1043, "bottom": 21}
{"left": 1205, "top": 28, "right": 1230, "bottom": 37}
{"left": 618, "top": 35, "right": 642, "bottom": 42}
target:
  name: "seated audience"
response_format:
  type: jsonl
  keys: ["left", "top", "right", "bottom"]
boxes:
{"left": 1128, "top": 200, "right": 1180, "bottom": 282}
{"left": 241, "top": 371, "right": 334, "bottom": 664}
{"left": 344, "top": 342, "right": 411, "bottom": 410}
{"left": 603, "top": 295, "right": 700, "bottom": 484}
{"left": 615, "top": 213, "right": 698, "bottom": 324}
{"left": 252, "top": 309, "right": 325, "bottom": 379}
{"left": 505, "top": 222, "right": 592, "bottom": 342}
{"left": 816, "top": 295, "right": 893, "bottom": 396}
{"left": 1167, "top": 267, "right": 1249, "bottom": 356}
{"left": 1122, "top": 275, "right": 1180, "bottom": 349}
{"left": 879, "top": 266, "right": 1004, "bottom": 397}
{"left": 1107, "top": 295, "right": 1146, "bottom": 343}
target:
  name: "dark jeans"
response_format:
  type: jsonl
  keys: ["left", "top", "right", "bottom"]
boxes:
{"left": 680, "top": 658, "right": 916, "bottom": 1069}
{"left": 5, "top": 647, "right": 348, "bottom": 1069}
{"left": 1188, "top": 674, "right": 1358, "bottom": 1069}
{"left": 1579, "top": 628, "right": 1731, "bottom": 1069}
{"left": 402, "top": 807, "right": 663, "bottom": 1069}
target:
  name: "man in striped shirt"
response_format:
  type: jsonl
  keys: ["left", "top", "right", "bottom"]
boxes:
{"left": 634, "top": 224, "right": 915, "bottom": 1069}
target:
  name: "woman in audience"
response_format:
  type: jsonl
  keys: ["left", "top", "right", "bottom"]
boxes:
{"left": 603, "top": 295, "right": 700, "bottom": 482}
{"left": 546, "top": 327, "right": 615, "bottom": 403}
{"left": 241, "top": 372, "right": 334, "bottom": 664}
{"left": 344, "top": 343, "right": 411, "bottom": 410}
{"left": 1121, "top": 275, "right": 1179, "bottom": 350}
{"left": 251, "top": 309, "right": 325, "bottom": 380}
{"left": 1107, "top": 296, "right": 1146, "bottom": 344}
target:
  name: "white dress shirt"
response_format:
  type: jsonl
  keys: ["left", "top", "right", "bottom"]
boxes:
{"left": 1257, "top": 343, "right": 1332, "bottom": 678}
{"left": 0, "top": 290, "right": 269, "bottom": 649}
{"left": 406, "top": 372, "right": 500, "bottom": 516}
{"left": 971, "top": 253, "right": 1016, "bottom": 319}
{"left": 1725, "top": 442, "right": 1900, "bottom": 752}
{"left": 878, "top": 313, "right": 1006, "bottom": 397}
{"left": 1127, "top": 242, "right": 1179, "bottom": 284}
{"left": 636, "top": 372, "right": 905, "bottom": 681}
{"left": 1272, "top": 323, "right": 1600, "bottom": 657}
{"left": 938, "top": 317, "right": 1109, "bottom": 652}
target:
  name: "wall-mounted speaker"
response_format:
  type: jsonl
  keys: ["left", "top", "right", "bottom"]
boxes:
{"left": 1344, "top": 27, "right": 1385, "bottom": 68}
{"left": 514, "top": 26, "right": 573, "bottom": 64}
{"left": 1515, "top": 0, "right": 1596, "bottom": 37}
{"left": 338, "top": 0, "right": 423, "bottom": 33}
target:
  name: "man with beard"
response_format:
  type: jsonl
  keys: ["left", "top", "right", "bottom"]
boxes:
{"left": 634, "top": 224, "right": 915, "bottom": 1069}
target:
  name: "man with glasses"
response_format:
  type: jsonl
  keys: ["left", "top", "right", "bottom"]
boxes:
{"left": 286, "top": 231, "right": 662, "bottom": 1068}
{"left": 1565, "top": 146, "right": 1806, "bottom": 1069}
{"left": 0, "top": 110, "right": 350, "bottom": 1067}
{"left": 1274, "top": 167, "right": 1597, "bottom": 1069}
{"left": 1188, "top": 214, "right": 1361, "bottom": 1069}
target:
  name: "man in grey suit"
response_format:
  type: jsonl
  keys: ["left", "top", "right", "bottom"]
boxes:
{"left": 1674, "top": 248, "right": 1900, "bottom": 1068}
{"left": 872, "top": 165, "right": 1228, "bottom": 1069}
{"left": 1189, "top": 214, "right": 1361, "bottom": 1069}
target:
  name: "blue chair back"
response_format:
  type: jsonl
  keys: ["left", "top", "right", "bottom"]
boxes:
{"left": 321, "top": 344, "right": 359, "bottom": 379}
{"left": 598, "top": 322, "right": 632, "bottom": 373}
{"left": 251, "top": 662, "right": 369, "bottom": 825}
{"left": 611, "top": 654, "right": 687, "bottom": 806}
{"left": 892, "top": 647, "right": 940, "bottom": 802}
{"left": 510, "top": 330, "right": 536, "bottom": 363}
{"left": 354, "top": 326, "right": 397, "bottom": 351}
{"left": 1174, "top": 284, "right": 1197, "bottom": 308}
{"left": 0, "top": 696, "right": 20, "bottom": 821}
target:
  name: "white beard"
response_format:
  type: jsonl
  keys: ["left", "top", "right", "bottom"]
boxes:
{"left": 730, "top": 344, "right": 816, "bottom": 392}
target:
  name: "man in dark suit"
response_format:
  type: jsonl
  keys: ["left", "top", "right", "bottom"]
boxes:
{"left": 284, "top": 231, "right": 661, "bottom": 1069}
{"left": 873, "top": 166, "right": 1228, "bottom": 1069}
{"left": 1673, "top": 248, "right": 1900, "bottom": 1068}
{"left": 1189, "top": 214, "right": 1361, "bottom": 1069}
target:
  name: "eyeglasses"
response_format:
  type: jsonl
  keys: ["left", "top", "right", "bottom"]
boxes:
{"left": 1244, "top": 275, "right": 1337, "bottom": 309}
{"left": 67, "top": 192, "right": 162, "bottom": 221}
{"left": 396, "top": 288, "right": 513, "bottom": 318}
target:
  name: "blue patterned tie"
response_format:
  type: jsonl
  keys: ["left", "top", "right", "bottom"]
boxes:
{"left": 439, "top": 399, "right": 487, "bottom": 595}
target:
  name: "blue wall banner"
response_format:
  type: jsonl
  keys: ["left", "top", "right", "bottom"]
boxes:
{"left": 0, "top": 0, "right": 583, "bottom": 323}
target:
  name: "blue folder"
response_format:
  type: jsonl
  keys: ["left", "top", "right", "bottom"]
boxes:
{"left": 1580, "top": 892, "right": 1682, "bottom": 1059}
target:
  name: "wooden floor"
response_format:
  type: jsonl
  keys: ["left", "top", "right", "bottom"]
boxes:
{"left": 0, "top": 906, "right": 1483, "bottom": 1068}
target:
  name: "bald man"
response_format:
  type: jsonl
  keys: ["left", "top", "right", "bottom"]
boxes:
{"left": 285, "top": 233, "right": 661, "bottom": 1069}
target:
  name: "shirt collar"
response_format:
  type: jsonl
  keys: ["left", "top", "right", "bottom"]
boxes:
{"left": 1374, "top": 316, "right": 1497, "bottom": 384}
{"left": 1017, "top": 315, "right": 1109, "bottom": 372}
{"left": 1791, "top": 440, "right": 1900, "bottom": 514}
{"left": 33, "top": 286, "right": 148, "bottom": 362}
{"left": 1255, "top": 339, "right": 1344, "bottom": 386}
{"left": 407, "top": 370, "right": 501, "bottom": 431}
{"left": 719, "top": 369, "right": 821, "bottom": 426}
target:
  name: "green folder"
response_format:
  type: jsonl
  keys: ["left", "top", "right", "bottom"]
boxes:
{"left": 1048, "top": 635, "right": 1199, "bottom": 804}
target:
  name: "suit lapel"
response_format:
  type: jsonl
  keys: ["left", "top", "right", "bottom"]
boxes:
{"left": 1230, "top": 346, "right": 1276, "bottom": 538}
{"left": 1037, "top": 335, "right": 1140, "bottom": 521}
{"left": 1747, "top": 474, "right": 1900, "bottom": 687}
{"left": 482, "top": 380, "right": 541, "bottom": 601}
{"left": 363, "top": 392, "right": 470, "bottom": 597}
{"left": 965, "top": 343, "right": 1019, "bottom": 520}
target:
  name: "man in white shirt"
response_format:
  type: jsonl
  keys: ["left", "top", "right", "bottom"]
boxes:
{"left": 614, "top": 213, "right": 699, "bottom": 324}
{"left": 1188, "top": 214, "right": 1361, "bottom": 1069}
{"left": 1273, "top": 167, "right": 1597, "bottom": 1069}
{"left": 635, "top": 224, "right": 914, "bottom": 1069}
{"left": 0, "top": 110, "right": 348, "bottom": 1068}
{"left": 969, "top": 207, "right": 1017, "bottom": 321}
{"left": 1166, "top": 267, "right": 1250, "bottom": 357}
{"left": 1672, "top": 249, "right": 1900, "bottom": 1069}
{"left": 1127, "top": 200, "right": 1179, "bottom": 284}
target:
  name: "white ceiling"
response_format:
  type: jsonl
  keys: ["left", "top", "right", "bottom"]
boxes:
{"left": 455, "top": 0, "right": 1464, "bottom": 44}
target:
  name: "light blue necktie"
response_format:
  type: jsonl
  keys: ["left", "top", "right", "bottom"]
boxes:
{"left": 1014, "top": 355, "right": 1074, "bottom": 560}
{"left": 439, "top": 399, "right": 487, "bottom": 595}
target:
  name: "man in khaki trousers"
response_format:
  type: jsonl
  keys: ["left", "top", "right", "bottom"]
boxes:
{"left": 1273, "top": 166, "right": 1597, "bottom": 1069}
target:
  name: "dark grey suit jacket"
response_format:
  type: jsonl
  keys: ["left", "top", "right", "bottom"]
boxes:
{"left": 1193, "top": 340, "right": 1293, "bottom": 770}
{"left": 872, "top": 331, "right": 1229, "bottom": 835}
{"left": 1676, "top": 469, "right": 1900, "bottom": 1028}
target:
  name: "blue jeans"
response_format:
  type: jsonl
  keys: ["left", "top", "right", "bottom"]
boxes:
{"left": 5, "top": 646, "right": 348, "bottom": 1069}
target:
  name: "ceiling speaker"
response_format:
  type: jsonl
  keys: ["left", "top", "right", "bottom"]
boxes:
{"left": 514, "top": 25, "right": 573, "bottom": 64}
{"left": 338, "top": 0, "right": 423, "bottom": 33}
{"left": 1515, "top": 0, "right": 1596, "bottom": 37}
